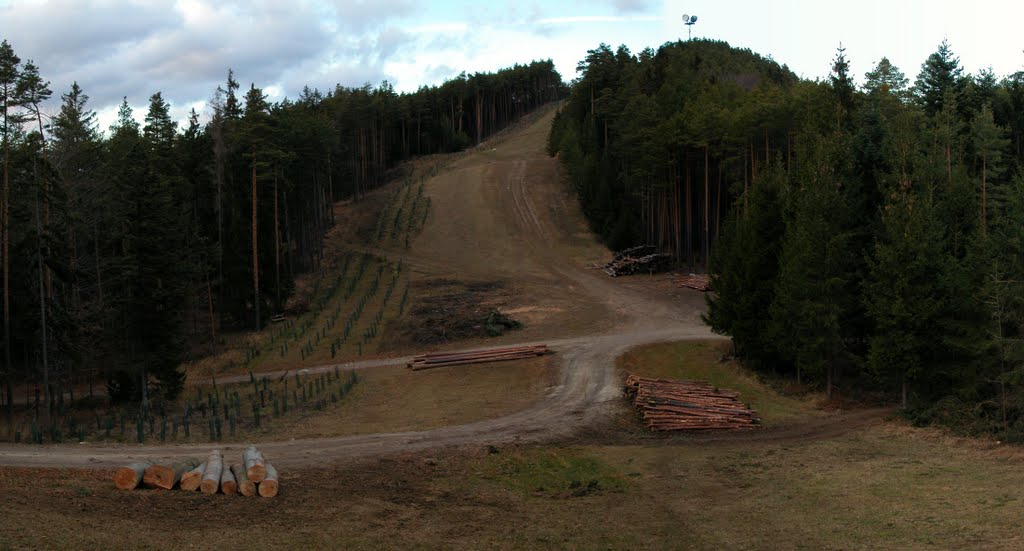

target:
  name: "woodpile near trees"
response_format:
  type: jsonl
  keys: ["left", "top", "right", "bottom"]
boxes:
{"left": 603, "top": 246, "right": 673, "bottom": 277}
{"left": 625, "top": 375, "right": 760, "bottom": 431}
{"left": 113, "top": 445, "right": 280, "bottom": 497}
{"left": 407, "top": 344, "right": 548, "bottom": 370}
{"left": 676, "top": 273, "right": 711, "bottom": 292}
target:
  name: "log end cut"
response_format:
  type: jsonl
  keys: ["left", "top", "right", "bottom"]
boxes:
{"left": 231, "top": 463, "right": 256, "bottom": 497}
{"left": 113, "top": 461, "right": 152, "bottom": 490}
{"left": 258, "top": 463, "right": 279, "bottom": 498}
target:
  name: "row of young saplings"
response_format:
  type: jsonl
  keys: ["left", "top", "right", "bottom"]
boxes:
{"left": 301, "top": 256, "right": 399, "bottom": 361}
{"left": 293, "top": 253, "right": 371, "bottom": 360}
{"left": 374, "top": 174, "right": 430, "bottom": 248}
{"left": 114, "top": 445, "right": 280, "bottom": 497}
{"left": 13, "top": 367, "right": 359, "bottom": 445}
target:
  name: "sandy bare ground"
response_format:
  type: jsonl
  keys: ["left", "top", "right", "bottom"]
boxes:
{"left": 0, "top": 105, "right": 872, "bottom": 469}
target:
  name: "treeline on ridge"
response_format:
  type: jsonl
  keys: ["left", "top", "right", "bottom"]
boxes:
{"left": 0, "top": 37, "right": 564, "bottom": 419}
{"left": 550, "top": 38, "right": 1024, "bottom": 439}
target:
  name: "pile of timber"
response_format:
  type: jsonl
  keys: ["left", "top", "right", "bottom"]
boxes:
{"left": 407, "top": 344, "right": 548, "bottom": 370}
{"left": 676, "top": 273, "right": 711, "bottom": 292}
{"left": 113, "top": 445, "right": 279, "bottom": 497}
{"left": 611, "top": 245, "right": 657, "bottom": 262}
{"left": 625, "top": 375, "right": 760, "bottom": 431}
{"left": 604, "top": 246, "right": 673, "bottom": 277}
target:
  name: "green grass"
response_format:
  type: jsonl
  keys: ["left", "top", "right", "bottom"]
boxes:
{"left": 477, "top": 447, "right": 628, "bottom": 498}
{"left": 617, "top": 340, "right": 816, "bottom": 425}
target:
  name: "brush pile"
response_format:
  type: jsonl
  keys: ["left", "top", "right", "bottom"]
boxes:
{"left": 625, "top": 375, "right": 759, "bottom": 431}
{"left": 676, "top": 273, "right": 711, "bottom": 291}
{"left": 407, "top": 344, "right": 548, "bottom": 370}
{"left": 113, "top": 445, "right": 280, "bottom": 497}
{"left": 603, "top": 246, "right": 673, "bottom": 277}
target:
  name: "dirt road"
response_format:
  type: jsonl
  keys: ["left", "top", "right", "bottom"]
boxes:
{"left": 0, "top": 105, "right": 809, "bottom": 469}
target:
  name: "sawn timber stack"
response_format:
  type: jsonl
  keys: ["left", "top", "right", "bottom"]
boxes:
{"left": 603, "top": 246, "right": 673, "bottom": 277}
{"left": 407, "top": 344, "right": 548, "bottom": 370}
{"left": 625, "top": 375, "right": 760, "bottom": 431}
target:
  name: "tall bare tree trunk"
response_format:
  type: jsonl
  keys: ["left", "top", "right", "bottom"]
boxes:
{"left": 327, "top": 154, "right": 334, "bottom": 225}
{"left": 743, "top": 149, "right": 749, "bottom": 218}
{"left": 251, "top": 148, "right": 260, "bottom": 330}
{"left": 982, "top": 156, "right": 987, "bottom": 236}
{"left": 685, "top": 164, "right": 693, "bottom": 270}
{"left": 2, "top": 114, "right": 10, "bottom": 419}
{"left": 703, "top": 146, "right": 710, "bottom": 270}
{"left": 206, "top": 277, "right": 216, "bottom": 340}
{"left": 34, "top": 185, "right": 50, "bottom": 425}
{"left": 274, "top": 169, "right": 281, "bottom": 312}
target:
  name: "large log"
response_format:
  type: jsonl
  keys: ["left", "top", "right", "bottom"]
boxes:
{"left": 220, "top": 464, "right": 238, "bottom": 496}
{"left": 258, "top": 463, "right": 279, "bottom": 498}
{"left": 143, "top": 459, "right": 199, "bottom": 490}
{"left": 244, "top": 446, "right": 266, "bottom": 482}
{"left": 231, "top": 463, "right": 256, "bottom": 497}
{"left": 200, "top": 450, "right": 224, "bottom": 495}
{"left": 179, "top": 462, "right": 207, "bottom": 492}
{"left": 113, "top": 461, "right": 152, "bottom": 490}
{"left": 407, "top": 345, "right": 548, "bottom": 369}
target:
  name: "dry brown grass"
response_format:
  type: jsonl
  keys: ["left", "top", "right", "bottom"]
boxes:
{"left": 5, "top": 424, "right": 1024, "bottom": 550}
{"left": 249, "top": 355, "right": 557, "bottom": 440}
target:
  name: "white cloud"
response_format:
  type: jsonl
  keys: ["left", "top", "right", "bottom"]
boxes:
{"left": 537, "top": 15, "right": 659, "bottom": 25}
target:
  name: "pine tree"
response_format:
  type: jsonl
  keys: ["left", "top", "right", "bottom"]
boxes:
{"left": 0, "top": 39, "right": 21, "bottom": 418}
{"left": 914, "top": 39, "right": 964, "bottom": 117}
{"left": 16, "top": 59, "right": 53, "bottom": 421}
{"left": 829, "top": 44, "right": 856, "bottom": 128}
{"left": 864, "top": 57, "right": 909, "bottom": 99}
{"left": 970, "top": 103, "right": 1009, "bottom": 234}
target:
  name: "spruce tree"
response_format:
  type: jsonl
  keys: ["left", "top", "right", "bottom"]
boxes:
{"left": 770, "top": 136, "right": 854, "bottom": 393}
{"left": 914, "top": 39, "right": 964, "bottom": 117}
{"left": 864, "top": 187, "right": 945, "bottom": 408}
{"left": 705, "top": 166, "right": 787, "bottom": 364}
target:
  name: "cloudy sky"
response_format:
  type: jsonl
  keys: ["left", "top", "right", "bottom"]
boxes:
{"left": 1, "top": 0, "right": 1022, "bottom": 131}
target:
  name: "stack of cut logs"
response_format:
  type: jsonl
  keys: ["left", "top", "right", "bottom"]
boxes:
{"left": 676, "top": 273, "right": 712, "bottom": 292}
{"left": 113, "top": 445, "right": 280, "bottom": 497}
{"left": 407, "top": 344, "right": 548, "bottom": 370}
{"left": 625, "top": 375, "right": 760, "bottom": 431}
{"left": 604, "top": 246, "right": 673, "bottom": 277}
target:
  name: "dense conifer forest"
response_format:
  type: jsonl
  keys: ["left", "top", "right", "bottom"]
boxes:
{"left": 0, "top": 37, "right": 563, "bottom": 415}
{"left": 550, "top": 38, "right": 1024, "bottom": 438}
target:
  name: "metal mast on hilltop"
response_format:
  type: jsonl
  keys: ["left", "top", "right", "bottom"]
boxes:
{"left": 682, "top": 14, "right": 698, "bottom": 40}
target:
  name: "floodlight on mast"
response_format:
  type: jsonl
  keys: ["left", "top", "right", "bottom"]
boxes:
{"left": 682, "top": 14, "right": 698, "bottom": 40}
